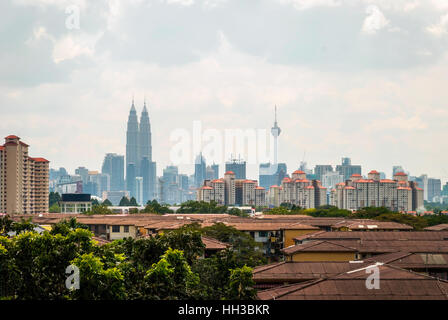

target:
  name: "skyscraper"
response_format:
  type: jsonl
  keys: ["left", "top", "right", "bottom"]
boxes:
{"left": 139, "top": 100, "right": 152, "bottom": 163}
{"left": 101, "top": 153, "right": 125, "bottom": 191}
{"left": 194, "top": 153, "right": 206, "bottom": 187}
{"left": 126, "top": 98, "right": 155, "bottom": 201}
{"left": 140, "top": 156, "right": 157, "bottom": 204}
{"left": 0, "top": 135, "right": 49, "bottom": 215}
{"left": 336, "top": 157, "right": 362, "bottom": 181}
{"left": 126, "top": 99, "right": 139, "bottom": 181}
{"left": 225, "top": 157, "right": 246, "bottom": 180}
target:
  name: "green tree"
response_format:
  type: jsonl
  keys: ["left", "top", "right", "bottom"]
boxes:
{"left": 202, "top": 223, "right": 266, "bottom": 267}
{"left": 71, "top": 252, "right": 126, "bottom": 300}
{"left": 49, "top": 192, "right": 61, "bottom": 207}
{"left": 85, "top": 205, "right": 113, "bottom": 215}
{"left": 0, "top": 215, "right": 14, "bottom": 236}
{"left": 129, "top": 197, "right": 138, "bottom": 206}
{"left": 102, "top": 199, "right": 112, "bottom": 206}
{"left": 227, "top": 265, "right": 256, "bottom": 300}
{"left": 142, "top": 200, "right": 173, "bottom": 214}
{"left": 49, "top": 203, "right": 61, "bottom": 213}
{"left": 119, "top": 197, "right": 131, "bottom": 206}
{"left": 143, "top": 248, "right": 199, "bottom": 299}
{"left": 228, "top": 207, "right": 248, "bottom": 217}
{"left": 50, "top": 218, "right": 88, "bottom": 236}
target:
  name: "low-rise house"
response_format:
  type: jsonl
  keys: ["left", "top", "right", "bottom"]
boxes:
{"left": 257, "top": 264, "right": 448, "bottom": 300}
{"left": 425, "top": 224, "right": 448, "bottom": 231}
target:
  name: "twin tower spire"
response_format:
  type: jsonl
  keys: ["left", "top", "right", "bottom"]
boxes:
{"left": 126, "top": 98, "right": 152, "bottom": 177}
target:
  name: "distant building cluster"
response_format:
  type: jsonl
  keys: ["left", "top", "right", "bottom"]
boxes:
{"left": 330, "top": 170, "right": 424, "bottom": 212}
{"left": 268, "top": 170, "right": 327, "bottom": 208}
{"left": 0, "top": 135, "right": 49, "bottom": 215}
{"left": 197, "top": 171, "right": 266, "bottom": 207}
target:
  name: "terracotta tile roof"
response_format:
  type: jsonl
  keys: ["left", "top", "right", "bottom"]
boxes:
{"left": 202, "top": 236, "right": 230, "bottom": 250}
{"left": 379, "top": 179, "right": 396, "bottom": 183}
{"left": 92, "top": 236, "right": 111, "bottom": 246}
{"left": 257, "top": 264, "right": 448, "bottom": 300}
{"left": 425, "top": 224, "right": 448, "bottom": 231}
{"left": 294, "top": 179, "right": 310, "bottom": 183}
{"left": 369, "top": 170, "right": 379, "bottom": 174}
{"left": 293, "top": 170, "right": 305, "bottom": 174}
{"left": 294, "top": 231, "right": 448, "bottom": 242}
{"left": 29, "top": 157, "right": 49, "bottom": 162}
{"left": 253, "top": 261, "right": 366, "bottom": 283}
{"left": 332, "top": 220, "right": 413, "bottom": 230}
{"left": 394, "top": 172, "right": 408, "bottom": 176}
{"left": 282, "top": 240, "right": 358, "bottom": 255}
{"left": 224, "top": 171, "right": 235, "bottom": 175}
{"left": 5, "top": 135, "right": 19, "bottom": 139}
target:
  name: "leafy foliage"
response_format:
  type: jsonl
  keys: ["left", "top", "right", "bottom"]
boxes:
{"left": 141, "top": 200, "right": 173, "bottom": 214}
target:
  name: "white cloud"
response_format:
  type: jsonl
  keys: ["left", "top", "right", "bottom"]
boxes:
{"left": 427, "top": 13, "right": 448, "bottom": 36}
{"left": 52, "top": 32, "right": 101, "bottom": 63}
{"left": 165, "top": 0, "right": 195, "bottom": 6}
{"left": 277, "top": 0, "right": 340, "bottom": 10}
{"left": 361, "top": 5, "right": 389, "bottom": 34}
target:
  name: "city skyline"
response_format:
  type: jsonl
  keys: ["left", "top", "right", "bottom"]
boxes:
{"left": 2, "top": 0, "right": 448, "bottom": 183}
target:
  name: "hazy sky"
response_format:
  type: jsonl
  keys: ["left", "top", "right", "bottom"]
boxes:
{"left": 1, "top": 0, "right": 448, "bottom": 182}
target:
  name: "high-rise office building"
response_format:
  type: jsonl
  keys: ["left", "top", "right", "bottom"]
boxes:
{"left": 322, "top": 171, "right": 344, "bottom": 190}
{"left": 0, "top": 135, "right": 49, "bottom": 215}
{"left": 126, "top": 163, "right": 136, "bottom": 198}
{"left": 194, "top": 153, "right": 206, "bottom": 187}
{"left": 139, "top": 100, "right": 152, "bottom": 163}
{"left": 135, "top": 177, "right": 143, "bottom": 205}
{"left": 163, "top": 165, "right": 178, "bottom": 184}
{"left": 336, "top": 157, "right": 362, "bottom": 181}
{"left": 314, "top": 165, "right": 333, "bottom": 182}
{"left": 206, "top": 164, "right": 219, "bottom": 180}
{"left": 259, "top": 162, "right": 287, "bottom": 190}
{"left": 225, "top": 157, "right": 246, "bottom": 180}
{"left": 140, "top": 156, "right": 157, "bottom": 204}
{"left": 101, "top": 153, "right": 125, "bottom": 191}
{"left": 126, "top": 99, "right": 139, "bottom": 179}
{"left": 126, "top": 98, "right": 155, "bottom": 200}
{"left": 75, "top": 166, "right": 89, "bottom": 184}
{"left": 427, "top": 178, "right": 441, "bottom": 202}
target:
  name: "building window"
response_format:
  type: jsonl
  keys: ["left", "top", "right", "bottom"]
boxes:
{"left": 259, "top": 231, "right": 268, "bottom": 237}
{"left": 112, "top": 225, "right": 120, "bottom": 233}
{"left": 123, "top": 225, "right": 129, "bottom": 233}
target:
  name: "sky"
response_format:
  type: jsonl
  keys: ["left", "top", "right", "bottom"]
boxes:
{"left": 1, "top": 0, "right": 448, "bottom": 183}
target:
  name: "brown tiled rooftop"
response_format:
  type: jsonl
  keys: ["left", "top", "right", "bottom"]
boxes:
{"left": 257, "top": 264, "right": 448, "bottom": 300}
{"left": 425, "top": 224, "right": 448, "bottom": 231}
{"left": 282, "top": 240, "right": 358, "bottom": 255}
{"left": 294, "top": 231, "right": 448, "bottom": 242}
{"left": 253, "top": 261, "right": 368, "bottom": 283}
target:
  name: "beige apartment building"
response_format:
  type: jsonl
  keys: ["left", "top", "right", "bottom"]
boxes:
{"left": 0, "top": 135, "right": 49, "bottom": 215}
{"left": 197, "top": 171, "right": 266, "bottom": 207}
{"left": 330, "top": 170, "right": 424, "bottom": 212}
{"left": 270, "top": 170, "right": 328, "bottom": 209}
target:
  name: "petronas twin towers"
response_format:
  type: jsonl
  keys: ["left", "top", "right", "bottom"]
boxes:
{"left": 126, "top": 99, "right": 156, "bottom": 203}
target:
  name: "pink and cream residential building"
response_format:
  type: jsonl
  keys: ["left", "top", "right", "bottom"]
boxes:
{"left": 330, "top": 170, "right": 424, "bottom": 212}
{"left": 0, "top": 135, "right": 49, "bottom": 215}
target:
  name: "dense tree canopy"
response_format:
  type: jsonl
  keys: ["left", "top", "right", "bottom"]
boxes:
{"left": 0, "top": 217, "right": 258, "bottom": 300}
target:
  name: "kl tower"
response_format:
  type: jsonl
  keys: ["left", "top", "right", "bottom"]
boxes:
{"left": 271, "top": 105, "right": 281, "bottom": 164}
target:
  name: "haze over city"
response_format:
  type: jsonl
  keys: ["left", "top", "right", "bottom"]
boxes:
{"left": 1, "top": 0, "right": 448, "bottom": 182}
